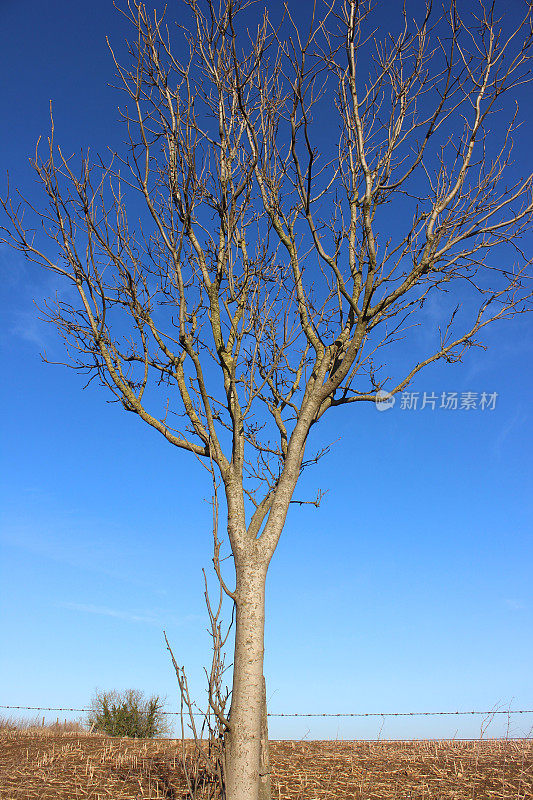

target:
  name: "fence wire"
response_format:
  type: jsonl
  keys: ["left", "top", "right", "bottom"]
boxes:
{"left": 1, "top": 704, "right": 531, "bottom": 718}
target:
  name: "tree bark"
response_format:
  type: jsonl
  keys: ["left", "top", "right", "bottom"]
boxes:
{"left": 259, "top": 676, "right": 271, "bottom": 800}
{"left": 225, "top": 559, "right": 269, "bottom": 800}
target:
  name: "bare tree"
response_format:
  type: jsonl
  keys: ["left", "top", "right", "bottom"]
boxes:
{"left": 2, "top": 1, "right": 532, "bottom": 798}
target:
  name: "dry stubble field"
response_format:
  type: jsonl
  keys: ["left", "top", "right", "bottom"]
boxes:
{"left": 0, "top": 730, "right": 531, "bottom": 799}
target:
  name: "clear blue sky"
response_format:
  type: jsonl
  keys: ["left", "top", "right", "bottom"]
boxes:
{"left": 0, "top": 0, "right": 532, "bottom": 740}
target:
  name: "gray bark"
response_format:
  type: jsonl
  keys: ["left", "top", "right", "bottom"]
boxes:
{"left": 225, "top": 559, "right": 268, "bottom": 800}
{"left": 259, "top": 676, "right": 271, "bottom": 800}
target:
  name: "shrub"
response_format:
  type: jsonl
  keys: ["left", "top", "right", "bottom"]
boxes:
{"left": 87, "top": 689, "right": 168, "bottom": 738}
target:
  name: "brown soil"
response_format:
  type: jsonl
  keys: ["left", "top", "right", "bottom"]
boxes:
{"left": 0, "top": 731, "right": 531, "bottom": 799}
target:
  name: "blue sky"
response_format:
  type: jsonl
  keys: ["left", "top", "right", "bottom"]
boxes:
{"left": 1, "top": 0, "right": 532, "bottom": 740}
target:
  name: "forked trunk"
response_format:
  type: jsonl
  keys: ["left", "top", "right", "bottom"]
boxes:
{"left": 225, "top": 561, "right": 269, "bottom": 800}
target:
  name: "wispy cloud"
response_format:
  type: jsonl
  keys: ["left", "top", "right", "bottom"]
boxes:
{"left": 494, "top": 409, "right": 527, "bottom": 458}
{"left": 59, "top": 602, "right": 160, "bottom": 625}
{"left": 9, "top": 308, "right": 49, "bottom": 349}
{"left": 1, "top": 521, "right": 169, "bottom": 596}
{"left": 58, "top": 601, "right": 203, "bottom": 627}
{"left": 1, "top": 247, "right": 78, "bottom": 349}
{"left": 504, "top": 598, "right": 526, "bottom": 611}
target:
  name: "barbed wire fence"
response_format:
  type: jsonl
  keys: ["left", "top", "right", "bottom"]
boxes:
{"left": 1, "top": 705, "right": 532, "bottom": 719}
{"left": 1, "top": 704, "right": 532, "bottom": 741}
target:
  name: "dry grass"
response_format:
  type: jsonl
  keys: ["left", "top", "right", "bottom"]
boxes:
{"left": 0, "top": 716, "right": 84, "bottom": 733}
{"left": 0, "top": 730, "right": 531, "bottom": 799}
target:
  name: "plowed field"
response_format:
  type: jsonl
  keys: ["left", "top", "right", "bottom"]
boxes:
{"left": 0, "top": 731, "right": 531, "bottom": 799}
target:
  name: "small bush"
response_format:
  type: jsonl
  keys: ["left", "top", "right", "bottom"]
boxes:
{"left": 87, "top": 689, "right": 168, "bottom": 738}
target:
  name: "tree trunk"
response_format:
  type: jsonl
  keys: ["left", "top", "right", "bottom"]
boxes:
{"left": 225, "top": 560, "right": 269, "bottom": 800}
{"left": 259, "top": 676, "right": 271, "bottom": 800}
